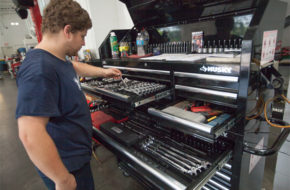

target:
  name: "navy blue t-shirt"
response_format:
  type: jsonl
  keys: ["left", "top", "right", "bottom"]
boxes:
{"left": 16, "top": 49, "right": 92, "bottom": 172}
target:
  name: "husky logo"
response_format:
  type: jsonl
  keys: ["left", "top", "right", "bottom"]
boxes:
{"left": 200, "top": 66, "right": 232, "bottom": 74}
{"left": 200, "top": 66, "right": 208, "bottom": 72}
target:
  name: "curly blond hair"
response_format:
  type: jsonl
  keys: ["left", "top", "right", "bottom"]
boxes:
{"left": 41, "top": 0, "right": 92, "bottom": 34}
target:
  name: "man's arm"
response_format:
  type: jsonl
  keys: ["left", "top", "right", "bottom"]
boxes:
{"left": 71, "top": 61, "right": 121, "bottom": 78}
{"left": 18, "top": 116, "right": 76, "bottom": 190}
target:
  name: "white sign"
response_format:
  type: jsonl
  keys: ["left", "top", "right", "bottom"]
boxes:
{"left": 261, "top": 30, "right": 278, "bottom": 66}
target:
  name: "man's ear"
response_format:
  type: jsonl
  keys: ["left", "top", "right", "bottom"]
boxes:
{"left": 63, "top": 25, "right": 72, "bottom": 39}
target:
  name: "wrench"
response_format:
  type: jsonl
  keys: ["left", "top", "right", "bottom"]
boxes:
{"left": 145, "top": 146, "right": 194, "bottom": 175}
{"left": 148, "top": 145, "right": 201, "bottom": 176}
{"left": 153, "top": 138, "right": 211, "bottom": 168}
{"left": 156, "top": 145, "right": 201, "bottom": 168}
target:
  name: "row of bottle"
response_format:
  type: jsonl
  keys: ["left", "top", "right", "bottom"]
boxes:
{"left": 110, "top": 32, "right": 243, "bottom": 58}
{"left": 110, "top": 29, "right": 150, "bottom": 58}
{"left": 200, "top": 39, "right": 243, "bottom": 53}
{"left": 146, "top": 39, "right": 243, "bottom": 54}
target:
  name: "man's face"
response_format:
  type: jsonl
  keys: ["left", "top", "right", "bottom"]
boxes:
{"left": 66, "top": 30, "right": 87, "bottom": 56}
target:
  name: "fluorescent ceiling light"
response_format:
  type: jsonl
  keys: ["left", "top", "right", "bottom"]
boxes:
{"left": 10, "top": 22, "right": 19, "bottom": 26}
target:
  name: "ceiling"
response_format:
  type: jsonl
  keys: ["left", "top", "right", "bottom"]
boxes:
{"left": 0, "top": 0, "right": 16, "bottom": 16}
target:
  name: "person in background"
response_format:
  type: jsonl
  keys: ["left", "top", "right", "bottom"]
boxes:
{"left": 16, "top": 0, "right": 121, "bottom": 190}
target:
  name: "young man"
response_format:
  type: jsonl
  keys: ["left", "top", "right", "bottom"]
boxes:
{"left": 16, "top": 0, "right": 121, "bottom": 189}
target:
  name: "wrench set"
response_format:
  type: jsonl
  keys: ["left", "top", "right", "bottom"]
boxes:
{"left": 117, "top": 112, "right": 229, "bottom": 178}
{"left": 141, "top": 136, "right": 211, "bottom": 176}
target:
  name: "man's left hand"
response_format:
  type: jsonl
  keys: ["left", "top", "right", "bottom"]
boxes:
{"left": 104, "top": 68, "right": 122, "bottom": 78}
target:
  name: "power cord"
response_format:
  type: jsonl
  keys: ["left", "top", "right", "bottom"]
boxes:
{"left": 246, "top": 91, "right": 265, "bottom": 120}
{"left": 91, "top": 143, "right": 102, "bottom": 165}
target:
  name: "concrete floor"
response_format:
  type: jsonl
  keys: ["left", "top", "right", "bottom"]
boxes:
{"left": 0, "top": 74, "right": 143, "bottom": 190}
{"left": 0, "top": 73, "right": 276, "bottom": 190}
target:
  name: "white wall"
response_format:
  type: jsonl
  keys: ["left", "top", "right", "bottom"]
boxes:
{"left": 253, "top": 0, "right": 287, "bottom": 51}
{"left": 76, "top": 0, "right": 133, "bottom": 59}
{"left": 0, "top": 14, "right": 37, "bottom": 58}
{"left": 280, "top": 0, "right": 290, "bottom": 46}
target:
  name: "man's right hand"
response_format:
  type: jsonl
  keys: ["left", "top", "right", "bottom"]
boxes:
{"left": 55, "top": 173, "right": 77, "bottom": 190}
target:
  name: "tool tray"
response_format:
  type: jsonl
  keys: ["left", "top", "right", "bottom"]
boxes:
{"left": 148, "top": 100, "right": 242, "bottom": 141}
{"left": 81, "top": 77, "right": 172, "bottom": 108}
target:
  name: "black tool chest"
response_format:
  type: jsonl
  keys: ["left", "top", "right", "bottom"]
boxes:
{"left": 81, "top": 1, "right": 273, "bottom": 189}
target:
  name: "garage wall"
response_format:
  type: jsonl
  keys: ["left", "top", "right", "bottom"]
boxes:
{"left": 0, "top": 14, "right": 37, "bottom": 58}
{"left": 76, "top": 0, "right": 133, "bottom": 59}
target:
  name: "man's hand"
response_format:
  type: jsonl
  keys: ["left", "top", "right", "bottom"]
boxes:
{"left": 104, "top": 68, "right": 122, "bottom": 78}
{"left": 18, "top": 116, "right": 76, "bottom": 190}
{"left": 55, "top": 173, "right": 77, "bottom": 190}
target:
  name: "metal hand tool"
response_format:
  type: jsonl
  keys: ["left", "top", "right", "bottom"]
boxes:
{"left": 150, "top": 145, "right": 193, "bottom": 169}
{"left": 150, "top": 140, "right": 209, "bottom": 170}
{"left": 145, "top": 146, "right": 193, "bottom": 175}
{"left": 120, "top": 76, "right": 128, "bottom": 88}
{"left": 156, "top": 145, "right": 200, "bottom": 167}
{"left": 154, "top": 138, "right": 210, "bottom": 167}
{"left": 147, "top": 144, "right": 202, "bottom": 175}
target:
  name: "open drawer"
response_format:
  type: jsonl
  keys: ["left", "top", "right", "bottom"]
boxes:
{"left": 148, "top": 100, "right": 242, "bottom": 141}
{"left": 81, "top": 78, "right": 172, "bottom": 108}
{"left": 93, "top": 123, "right": 232, "bottom": 190}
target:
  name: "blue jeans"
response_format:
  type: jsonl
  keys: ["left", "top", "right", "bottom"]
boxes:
{"left": 39, "top": 162, "right": 95, "bottom": 190}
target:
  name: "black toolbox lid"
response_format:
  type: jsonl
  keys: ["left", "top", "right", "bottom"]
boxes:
{"left": 120, "top": 0, "right": 267, "bottom": 28}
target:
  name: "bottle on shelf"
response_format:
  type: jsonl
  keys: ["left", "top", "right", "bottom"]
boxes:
{"left": 229, "top": 39, "right": 233, "bottom": 51}
{"left": 234, "top": 39, "right": 238, "bottom": 51}
{"left": 218, "top": 40, "right": 223, "bottom": 53}
{"left": 136, "top": 33, "right": 145, "bottom": 56}
{"left": 109, "top": 32, "right": 119, "bottom": 59}
{"left": 202, "top": 41, "right": 207, "bottom": 54}
{"left": 141, "top": 28, "right": 149, "bottom": 54}
{"left": 197, "top": 40, "right": 202, "bottom": 53}
{"left": 223, "top": 39, "right": 228, "bottom": 52}
{"left": 208, "top": 41, "right": 213, "bottom": 54}
{"left": 213, "top": 40, "right": 218, "bottom": 54}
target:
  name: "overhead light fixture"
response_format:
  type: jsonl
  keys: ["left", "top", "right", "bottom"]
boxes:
{"left": 13, "top": 0, "right": 34, "bottom": 19}
{"left": 15, "top": 7, "right": 28, "bottom": 19}
{"left": 10, "top": 22, "right": 20, "bottom": 26}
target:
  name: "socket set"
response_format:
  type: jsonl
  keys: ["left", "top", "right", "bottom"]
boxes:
{"left": 88, "top": 99, "right": 108, "bottom": 112}
{"left": 85, "top": 77, "right": 122, "bottom": 87}
{"left": 82, "top": 78, "right": 171, "bottom": 107}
